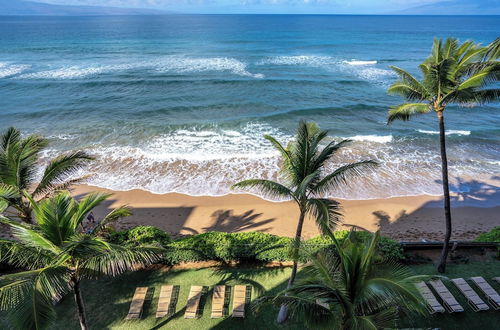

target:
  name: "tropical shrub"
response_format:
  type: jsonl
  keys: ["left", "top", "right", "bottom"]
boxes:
{"left": 110, "top": 227, "right": 405, "bottom": 264}
{"left": 110, "top": 225, "right": 171, "bottom": 247}
{"left": 474, "top": 227, "right": 500, "bottom": 243}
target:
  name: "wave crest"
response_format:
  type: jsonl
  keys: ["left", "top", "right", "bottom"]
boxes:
{"left": 418, "top": 129, "right": 471, "bottom": 136}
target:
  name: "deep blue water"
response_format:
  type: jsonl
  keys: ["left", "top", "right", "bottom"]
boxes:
{"left": 0, "top": 15, "right": 499, "bottom": 198}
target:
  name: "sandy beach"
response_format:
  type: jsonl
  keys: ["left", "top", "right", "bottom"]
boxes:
{"left": 71, "top": 184, "right": 500, "bottom": 242}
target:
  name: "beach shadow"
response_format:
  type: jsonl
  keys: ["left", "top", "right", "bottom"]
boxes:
{"left": 430, "top": 177, "right": 500, "bottom": 207}
{"left": 203, "top": 209, "right": 275, "bottom": 233}
{"left": 372, "top": 176, "right": 500, "bottom": 242}
{"left": 72, "top": 192, "right": 196, "bottom": 238}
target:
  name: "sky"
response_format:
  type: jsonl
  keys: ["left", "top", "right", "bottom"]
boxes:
{"left": 30, "top": 0, "right": 500, "bottom": 14}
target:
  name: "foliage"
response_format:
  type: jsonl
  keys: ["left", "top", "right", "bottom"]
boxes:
{"left": 256, "top": 231, "right": 427, "bottom": 329}
{"left": 0, "top": 192, "right": 162, "bottom": 330}
{"left": 474, "top": 227, "right": 500, "bottom": 243}
{"left": 386, "top": 37, "right": 500, "bottom": 273}
{"left": 0, "top": 127, "right": 93, "bottom": 222}
{"left": 387, "top": 37, "right": 500, "bottom": 123}
{"left": 110, "top": 227, "right": 405, "bottom": 264}
{"left": 110, "top": 226, "right": 171, "bottom": 247}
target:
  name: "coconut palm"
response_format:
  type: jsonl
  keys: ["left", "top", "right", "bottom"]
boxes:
{"left": 257, "top": 231, "right": 427, "bottom": 329}
{"left": 0, "top": 127, "right": 93, "bottom": 223}
{"left": 0, "top": 191, "right": 162, "bottom": 330}
{"left": 386, "top": 38, "right": 500, "bottom": 273}
{"left": 232, "top": 121, "right": 376, "bottom": 322}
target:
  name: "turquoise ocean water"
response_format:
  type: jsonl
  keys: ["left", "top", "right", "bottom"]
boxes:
{"left": 0, "top": 15, "right": 499, "bottom": 199}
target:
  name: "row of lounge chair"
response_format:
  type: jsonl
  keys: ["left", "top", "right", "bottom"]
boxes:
{"left": 416, "top": 276, "right": 500, "bottom": 314}
{"left": 126, "top": 284, "right": 251, "bottom": 320}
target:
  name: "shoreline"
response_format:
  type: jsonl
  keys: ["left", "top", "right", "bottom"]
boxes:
{"left": 71, "top": 184, "right": 500, "bottom": 241}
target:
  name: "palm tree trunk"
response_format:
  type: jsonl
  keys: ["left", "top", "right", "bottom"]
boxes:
{"left": 73, "top": 279, "right": 89, "bottom": 330}
{"left": 277, "top": 208, "right": 306, "bottom": 324}
{"left": 436, "top": 110, "right": 452, "bottom": 273}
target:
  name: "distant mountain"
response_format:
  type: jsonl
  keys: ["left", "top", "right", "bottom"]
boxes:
{"left": 0, "top": 0, "right": 171, "bottom": 15}
{"left": 393, "top": 0, "right": 500, "bottom": 15}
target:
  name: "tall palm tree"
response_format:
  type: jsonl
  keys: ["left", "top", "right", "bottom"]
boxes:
{"left": 232, "top": 121, "right": 376, "bottom": 323}
{"left": 0, "top": 191, "right": 162, "bottom": 330}
{"left": 0, "top": 127, "right": 93, "bottom": 223}
{"left": 257, "top": 231, "right": 427, "bottom": 329}
{"left": 386, "top": 38, "right": 500, "bottom": 273}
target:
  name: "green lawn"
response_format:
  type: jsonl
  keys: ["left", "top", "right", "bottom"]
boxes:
{"left": 3, "top": 261, "right": 500, "bottom": 329}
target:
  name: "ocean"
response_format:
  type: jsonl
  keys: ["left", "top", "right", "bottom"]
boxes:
{"left": 0, "top": 15, "right": 499, "bottom": 200}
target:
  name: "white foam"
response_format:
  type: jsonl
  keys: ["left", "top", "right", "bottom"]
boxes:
{"left": 348, "top": 135, "right": 393, "bottom": 143}
{"left": 19, "top": 66, "right": 105, "bottom": 79}
{"left": 259, "top": 55, "right": 393, "bottom": 84}
{"left": 16, "top": 56, "right": 264, "bottom": 80}
{"left": 152, "top": 56, "right": 264, "bottom": 78}
{"left": 343, "top": 60, "right": 377, "bottom": 66}
{"left": 258, "top": 55, "right": 335, "bottom": 67}
{"left": 0, "top": 62, "right": 30, "bottom": 78}
{"left": 38, "top": 126, "right": 499, "bottom": 201}
{"left": 418, "top": 129, "right": 471, "bottom": 136}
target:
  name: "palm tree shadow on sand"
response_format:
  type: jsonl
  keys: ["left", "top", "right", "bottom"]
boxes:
{"left": 203, "top": 209, "right": 275, "bottom": 233}
{"left": 370, "top": 176, "right": 500, "bottom": 242}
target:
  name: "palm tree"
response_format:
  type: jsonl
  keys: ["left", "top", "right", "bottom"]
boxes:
{"left": 0, "top": 191, "right": 162, "bottom": 330}
{"left": 386, "top": 38, "right": 500, "bottom": 273}
{"left": 257, "top": 231, "right": 427, "bottom": 329}
{"left": 232, "top": 121, "right": 376, "bottom": 323}
{"left": 0, "top": 127, "right": 93, "bottom": 223}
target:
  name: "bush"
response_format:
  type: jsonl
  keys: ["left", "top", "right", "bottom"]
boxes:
{"left": 474, "top": 227, "right": 500, "bottom": 243}
{"left": 164, "top": 232, "right": 293, "bottom": 264}
{"left": 304, "top": 231, "right": 405, "bottom": 261}
{"left": 109, "top": 226, "right": 171, "bottom": 247}
{"left": 111, "top": 227, "right": 404, "bottom": 264}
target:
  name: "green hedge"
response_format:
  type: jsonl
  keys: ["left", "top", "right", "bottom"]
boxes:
{"left": 110, "top": 226, "right": 404, "bottom": 264}
{"left": 110, "top": 226, "right": 171, "bottom": 247}
{"left": 474, "top": 227, "right": 500, "bottom": 243}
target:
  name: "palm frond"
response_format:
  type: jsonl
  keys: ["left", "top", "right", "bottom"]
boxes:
{"left": 91, "top": 205, "right": 132, "bottom": 235}
{"left": 0, "top": 183, "right": 20, "bottom": 212}
{"left": 0, "top": 239, "right": 54, "bottom": 270}
{"left": 387, "top": 103, "right": 431, "bottom": 123}
{"left": 313, "top": 160, "right": 377, "bottom": 196}
{"left": 232, "top": 179, "right": 294, "bottom": 201}
{"left": 388, "top": 66, "right": 428, "bottom": 100}
{"left": 33, "top": 151, "right": 93, "bottom": 197}
{"left": 78, "top": 240, "right": 163, "bottom": 278}
{"left": 0, "top": 216, "right": 61, "bottom": 255}
{"left": 484, "top": 37, "right": 500, "bottom": 60}
{"left": 0, "top": 266, "right": 70, "bottom": 330}
{"left": 70, "top": 192, "right": 111, "bottom": 230}
{"left": 306, "top": 198, "right": 342, "bottom": 235}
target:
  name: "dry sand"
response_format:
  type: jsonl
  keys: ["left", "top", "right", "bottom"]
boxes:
{"left": 71, "top": 184, "right": 500, "bottom": 242}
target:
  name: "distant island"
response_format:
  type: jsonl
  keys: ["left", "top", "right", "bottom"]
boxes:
{"left": 0, "top": 0, "right": 171, "bottom": 16}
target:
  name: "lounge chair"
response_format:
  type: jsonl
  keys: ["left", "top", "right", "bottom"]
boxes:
{"left": 451, "top": 278, "right": 489, "bottom": 311}
{"left": 211, "top": 285, "right": 226, "bottom": 318}
{"left": 156, "top": 285, "right": 176, "bottom": 318}
{"left": 428, "top": 280, "right": 464, "bottom": 313}
{"left": 126, "top": 287, "right": 148, "bottom": 319}
{"left": 470, "top": 276, "right": 500, "bottom": 310}
{"left": 414, "top": 282, "right": 445, "bottom": 314}
{"left": 184, "top": 286, "right": 204, "bottom": 319}
{"left": 232, "top": 285, "right": 249, "bottom": 318}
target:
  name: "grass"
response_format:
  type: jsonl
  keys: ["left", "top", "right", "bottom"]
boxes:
{"left": 52, "top": 264, "right": 304, "bottom": 330}
{"left": 3, "top": 261, "right": 500, "bottom": 329}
